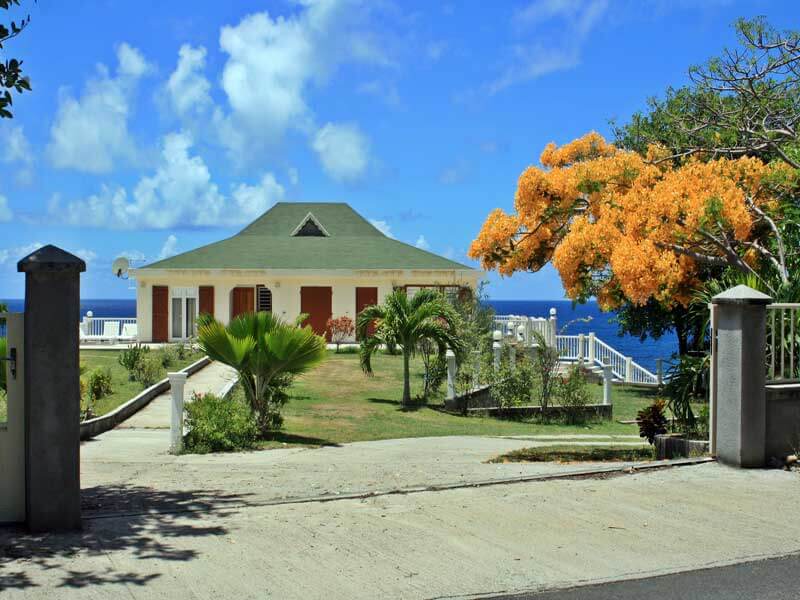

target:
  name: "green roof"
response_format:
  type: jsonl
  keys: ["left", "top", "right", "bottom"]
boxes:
{"left": 142, "top": 202, "right": 475, "bottom": 271}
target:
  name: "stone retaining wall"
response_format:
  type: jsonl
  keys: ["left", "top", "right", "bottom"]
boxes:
{"left": 765, "top": 384, "right": 800, "bottom": 460}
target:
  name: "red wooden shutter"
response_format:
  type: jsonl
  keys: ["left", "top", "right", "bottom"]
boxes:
{"left": 300, "top": 286, "right": 333, "bottom": 341}
{"left": 355, "top": 287, "right": 378, "bottom": 339}
{"left": 199, "top": 286, "right": 215, "bottom": 317}
{"left": 231, "top": 287, "right": 255, "bottom": 319}
{"left": 152, "top": 286, "right": 169, "bottom": 342}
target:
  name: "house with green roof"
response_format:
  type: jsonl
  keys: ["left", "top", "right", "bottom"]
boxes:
{"left": 131, "top": 202, "right": 480, "bottom": 342}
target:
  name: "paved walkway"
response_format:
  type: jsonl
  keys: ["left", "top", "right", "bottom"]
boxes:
{"left": 119, "top": 361, "right": 238, "bottom": 429}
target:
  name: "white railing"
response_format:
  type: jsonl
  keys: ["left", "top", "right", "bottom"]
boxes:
{"left": 767, "top": 303, "right": 800, "bottom": 382}
{"left": 80, "top": 315, "right": 138, "bottom": 342}
{"left": 495, "top": 312, "right": 661, "bottom": 387}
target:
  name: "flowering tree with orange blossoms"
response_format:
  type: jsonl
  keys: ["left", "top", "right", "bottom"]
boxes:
{"left": 469, "top": 132, "right": 796, "bottom": 311}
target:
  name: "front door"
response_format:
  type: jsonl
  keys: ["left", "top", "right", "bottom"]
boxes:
{"left": 356, "top": 287, "right": 378, "bottom": 339}
{"left": 301, "top": 286, "right": 333, "bottom": 341}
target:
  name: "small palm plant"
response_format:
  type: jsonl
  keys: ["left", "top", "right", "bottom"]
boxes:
{"left": 357, "top": 289, "right": 462, "bottom": 406}
{"left": 198, "top": 312, "right": 327, "bottom": 433}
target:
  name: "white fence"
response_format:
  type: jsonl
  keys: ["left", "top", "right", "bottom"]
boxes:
{"left": 79, "top": 314, "right": 138, "bottom": 343}
{"left": 766, "top": 303, "right": 800, "bottom": 383}
{"left": 494, "top": 311, "right": 661, "bottom": 387}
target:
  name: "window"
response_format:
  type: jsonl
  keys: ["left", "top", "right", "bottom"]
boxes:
{"left": 291, "top": 212, "right": 329, "bottom": 237}
{"left": 257, "top": 286, "right": 272, "bottom": 313}
{"left": 170, "top": 287, "right": 198, "bottom": 340}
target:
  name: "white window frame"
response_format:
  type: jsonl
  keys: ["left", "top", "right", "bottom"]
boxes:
{"left": 170, "top": 286, "right": 199, "bottom": 341}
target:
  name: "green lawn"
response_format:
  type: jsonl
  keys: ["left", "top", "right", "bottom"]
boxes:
{"left": 259, "top": 351, "right": 663, "bottom": 448}
{"left": 81, "top": 348, "right": 204, "bottom": 417}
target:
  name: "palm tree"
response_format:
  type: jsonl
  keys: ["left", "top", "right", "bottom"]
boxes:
{"left": 357, "top": 289, "right": 462, "bottom": 406}
{"left": 198, "top": 311, "right": 327, "bottom": 433}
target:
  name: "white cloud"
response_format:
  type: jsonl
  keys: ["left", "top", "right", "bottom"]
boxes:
{"left": 215, "top": 1, "right": 389, "bottom": 159}
{"left": 488, "top": 0, "right": 608, "bottom": 93}
{"left": 415, "top": 235, "right": 430, "bottom": 250}
{"left": 166, "top": 44, "right": 212, "bottom": 118}
{"left": 54, "top": 131, "right": 286, "bottom": 229}
{"left": 74, "top": 249, "right": 98, "bottom": 264}
{"left": 0, "top": 241, "right": 44, "bottom": 265}
{"left": 0, "top": 125, "right": 34, "bottom": 185}
{"left": 119, "top": 249, "right": 147, "bottom": 262}
{"left": 0, "top": 195, "right": 13, "bottom": 222}
{"left": 356, "top": 79, "right": 401, "bottom": 107}
{"left": 287, "top": 167, "right": 299, "bottom": 185}
{"left": 158, "top": 235, "right": 178, "bottom": 260}
{"left": 47, "top": 43, "right": 153, "bottom": 173}
{"left": 312, "top": 122, "right": 370, "bottom": 182}
{"left": 369, "top": 219, "right": 393, "bottom": 238}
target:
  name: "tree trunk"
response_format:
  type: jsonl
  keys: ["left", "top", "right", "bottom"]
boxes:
{"left": 402, "top": 350, "right": 411, "bottom": 406}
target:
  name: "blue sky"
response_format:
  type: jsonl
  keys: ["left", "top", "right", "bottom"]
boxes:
{"left": 0, "top": 0, "right": 795, "bottom": 300}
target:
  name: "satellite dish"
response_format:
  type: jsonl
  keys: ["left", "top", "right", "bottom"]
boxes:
{"left": 112, "top": 256, "right": 130, "bottom": 279}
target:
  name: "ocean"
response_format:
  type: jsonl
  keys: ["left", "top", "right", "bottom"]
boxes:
{"left": 1, "top": 298, "right": 678, "bottom": 372}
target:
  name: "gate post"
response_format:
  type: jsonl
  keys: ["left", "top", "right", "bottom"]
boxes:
{"left": 711, "top": 285, "right": 771, "bottom": 467}
{"left": 169, "top": 372, "right": 187, "bottom": 454}
{"left": 18, "top": 245, "right": 85, "bottom": 531}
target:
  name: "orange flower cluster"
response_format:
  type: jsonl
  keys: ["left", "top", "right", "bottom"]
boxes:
{"left": 469, "top": 132, "right": 781, "bottom": 309}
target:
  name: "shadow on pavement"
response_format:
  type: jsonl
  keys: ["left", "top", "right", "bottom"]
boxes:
{"left": 0, "top": 485, "right": 256, "bottom": 592}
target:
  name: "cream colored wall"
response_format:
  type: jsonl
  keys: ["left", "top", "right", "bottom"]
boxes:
{"left": 133, "top": 269, "right": 480, "bottom": 342}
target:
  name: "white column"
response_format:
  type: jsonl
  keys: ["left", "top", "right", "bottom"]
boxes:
{"left": 446, "top": 349, "right": 456, "bottom": 400}
{"left": 577, "top": 333, "right": 585, "bottom": 365}
{"left": 168, "top": 372, "right": 188, "bottom": 454}
{"left": 549, "top": 307, "right": 557, "bottom": 347}
{"left": 625, "top": 356, "right": 633, "bottom": 383}
{"left": 602, "top": 361, "right": 613, "bottom": 406}
{"left": 587, "top": 332, "right": 595, "bottom": 364}
{"left": 656, "top": 358, "right": 663, "bottom": 387}
{"left": 493, "top": 341, "right": 501, "bottom": 372}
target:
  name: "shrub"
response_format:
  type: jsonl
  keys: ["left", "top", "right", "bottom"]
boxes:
{"left": 557, "top": 365, "right": 590, "bottom": 424}
{"left": 183, "top": 391, "right": 259, "bottom": 454}
{"left": 638, "top": 399, "right": 669, "bottom": 445}
{"left": 118, "top": 343, "right": 150, "bottom": 380}
{"left": 134, "top": 355, "right": 165, "bottom": 388}
{"left": 489, "top": 353, "right": 535, "bottom": 409}
{"left": 173, "top": 342, "right": 189, "bottom": 361}
{"left": 87, "top": 367, "right": 113, "bottom": 401}
{"left": 531, "top": 331, "right": 560, "bottom": 410}
{"left": 156, "top": 345, "right": 178, "bottom": 368}
{"left": 327, "top": 316, "right": 355, "bottom": 352}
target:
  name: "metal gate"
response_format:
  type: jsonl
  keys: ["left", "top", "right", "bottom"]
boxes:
{"left": 0, "top": 312, "right": 25, "bottom": 523}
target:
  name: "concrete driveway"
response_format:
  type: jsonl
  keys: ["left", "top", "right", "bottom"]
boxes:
{"left": 1, "top": 461, "right": 799, "bottom": 599}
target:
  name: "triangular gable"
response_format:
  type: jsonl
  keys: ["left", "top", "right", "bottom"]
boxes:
{"left": 291, "top": 212, "right": 330, "bottom": 237}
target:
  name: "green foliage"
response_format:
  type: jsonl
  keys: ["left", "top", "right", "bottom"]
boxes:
{"left": 183, "top": 391, "right": 259, "bottom": 454}
{"left": 638, "top": 399, "right": 668, "bottom": 445}
{"left": 557, "top": 366, "right": 591, "bottom": 424}
{"left": 133, "top": 354, "right": 165, "bottom": 388}
{"left": 156, "top": 345, "right": 177, "bottom": 368}
{"left": 198, "top": 311, "right": 327, "bottom": 434}
{"left": 452, "top": 282, "right": 495, "bottom": 360}
{"left": 489, "top": 352, "right": 535, "bottom": 409}
{"left": 664, "top": 354, "right": 709, "bottom": 431}
{"left": 530, "top": 331, "right": 560, "bottom": 410}
{"left": 358, "top": 289, "right": 463, "bottom": 406}
{"left": 418, "top": 338, "right": 447, "bottom": 400}
{"left": 118, "top": 343, "right": 150, "bottom": 380}
{"left": 0, "top": 1, "right": 32, "bottom": 119}
{"left": 87, "top": 367, "right": 113, "bottom": 402}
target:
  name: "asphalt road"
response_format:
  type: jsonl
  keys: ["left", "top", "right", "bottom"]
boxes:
{"left": 492, "top": 554, "right": 800, "bottom": 600}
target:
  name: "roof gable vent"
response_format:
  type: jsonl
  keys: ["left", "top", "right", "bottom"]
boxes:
{"left": 291, "top": 212, "right": 330, "bottom": 237}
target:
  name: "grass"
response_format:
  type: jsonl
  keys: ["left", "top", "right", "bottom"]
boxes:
{"left": 81, "top": 347, "right": 204, "bottom": 417}
{"left": 256, "top": 350, "right": 663, "bottom": 448}
{"left": 488, "top": 444, "right": 655, "bottom": 463}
